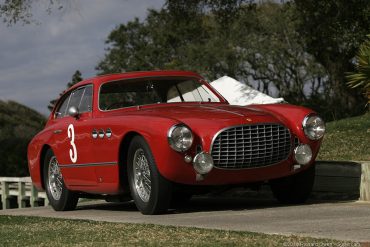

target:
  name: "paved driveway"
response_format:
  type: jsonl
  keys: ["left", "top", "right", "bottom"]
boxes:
{"left": 1, "top": 197, "right": 369, "bottom": 242}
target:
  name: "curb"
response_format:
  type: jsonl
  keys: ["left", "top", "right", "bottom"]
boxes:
{"left": 314, "top": 160, "right": 370, "bottom": 201}
{"left": 313, "top": 161, "right": 361, "bottom": 200}
{"left": 219, "top": 160, "right": 369, "bottom": 201}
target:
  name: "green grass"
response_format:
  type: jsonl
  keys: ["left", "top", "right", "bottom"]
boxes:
{"left": 0, "top": 215, "right": 353, "bottom": 247}
{"left": 318, "top": 112, "right": 370, "bottom": 161}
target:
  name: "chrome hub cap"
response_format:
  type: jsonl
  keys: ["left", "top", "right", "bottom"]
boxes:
{"left": 133, "top": 148, "right": 151, "bottom": 202}
{"left": 48, "top": 156, "right": 63, "bottom": 201}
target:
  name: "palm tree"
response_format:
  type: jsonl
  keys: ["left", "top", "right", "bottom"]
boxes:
{"left": 347, "top": 35, "right": 370, "bottom": 108}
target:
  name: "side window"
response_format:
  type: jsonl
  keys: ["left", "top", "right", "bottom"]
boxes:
{"left": 68, "top": 88, "right": 85, "bottom": 110}
{"left": 55, "top": 94, "right": 71, "bottom": 119}
{"left": 54, "top": 85, "right": 93, "bottom": 119}
{"left": 79, "top": 86, "right": 93, "bottom": 113}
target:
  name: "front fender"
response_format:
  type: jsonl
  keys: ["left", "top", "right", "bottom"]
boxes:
{"left": 249, "top": 104, "right": 323, "bottom": 159}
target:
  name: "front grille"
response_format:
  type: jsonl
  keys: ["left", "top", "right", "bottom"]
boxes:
{"left": 211, "top": 124, "right": 291, "bottom": 169}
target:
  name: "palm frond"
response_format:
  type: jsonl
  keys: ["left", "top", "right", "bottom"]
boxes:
{"left": 346, "top": 35, "right": 370, "bottom": 104}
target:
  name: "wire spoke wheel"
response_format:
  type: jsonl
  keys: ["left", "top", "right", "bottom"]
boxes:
{"left": 128, "top": 136, "right": 172, "bottom": 214}
{"left": 43, "top": 149, "right": 78, "bottom": 211}
{"left": 133, "top": 148, "right": 151, "bottom": 203}
{"left": 47, "top": 156, "right": 63, "bottom": 201}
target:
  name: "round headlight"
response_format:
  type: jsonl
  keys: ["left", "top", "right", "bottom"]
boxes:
{"left": 193, "top": 152, "right": 214, "bottom": 175}
{"left": 294, "top": 144, "right": 312, "bottom": 165}
{"left": 167, "top": 124, "right": 193, "bottom": 152}
{"left": 302, "top": 115, "right": 325, "bottom": 140}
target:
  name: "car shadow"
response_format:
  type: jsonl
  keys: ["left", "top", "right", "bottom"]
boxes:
{"left": 172, "top": 196, "right": 358, "bottom": 214}
{"left": 75, "top": 193, "right": 357, "bottom": 215}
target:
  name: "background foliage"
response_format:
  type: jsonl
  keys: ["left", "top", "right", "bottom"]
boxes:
{"left": 346, "top": 35, "right": 370, "bottom": 104}
{"left": 0, "top": 0, "right": 64, "bottom": 25}
{"left": 0, "top": 100, "right": 45, "bottom": 176}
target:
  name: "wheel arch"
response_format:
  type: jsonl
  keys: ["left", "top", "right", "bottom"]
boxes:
{"left": 39, "top": 144, "right": 52, "bottom": 190}
{"left": 118, "top": 131, "right": 142, "bottom": 192}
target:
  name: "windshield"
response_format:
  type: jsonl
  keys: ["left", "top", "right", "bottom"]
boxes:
{"left": 99, "top": 77, "right": 220, "bottom": 110}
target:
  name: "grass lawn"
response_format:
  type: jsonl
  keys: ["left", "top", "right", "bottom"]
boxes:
{"left": 318, "top": 112, "right": 370, "bottom": 161}
{"left": 0, "top": 215, "right": 355, "bottom": 247}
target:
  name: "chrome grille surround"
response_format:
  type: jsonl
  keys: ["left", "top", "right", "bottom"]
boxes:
{"left": 211, "top": 124, "right": 291, "bottom": 169}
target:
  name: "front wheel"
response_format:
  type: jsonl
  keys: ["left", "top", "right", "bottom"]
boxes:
{"left": 43, "top": 149, "right": 78, "bottom": 211}
{"left": 127, "top": 136, "right": 172, "bottom": 215}
{"left": 270, "top": 164, "right": 315, "bottom": 204}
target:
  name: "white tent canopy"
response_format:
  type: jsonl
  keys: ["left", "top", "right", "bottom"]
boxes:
{"left": 210, "top": 76, "right": 284, "bottom": 105}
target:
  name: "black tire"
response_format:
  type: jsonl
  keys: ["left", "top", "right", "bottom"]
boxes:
{"left": 43, "top": 149, "right": 78, "bottom": 211}
{"left": 127, "top": 136, "right": 172, "bottom": 215}
{"left": 270, "top": 165, "right": 315, "bottom": 204}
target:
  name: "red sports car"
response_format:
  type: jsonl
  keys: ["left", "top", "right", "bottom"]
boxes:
{"left": 28, "top": 71, "right": 325, "bottom": 215}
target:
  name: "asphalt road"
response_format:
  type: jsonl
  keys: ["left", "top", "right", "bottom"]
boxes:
{"left": 1, "top": 197, "right": 370, "bottom": 242}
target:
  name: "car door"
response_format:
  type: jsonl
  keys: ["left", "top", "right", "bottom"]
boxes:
{"left": 51, "top": 85, "right": 97, "bottom": 187}
{"left": 87, "top": 79, "right": 128, "bottom": 193}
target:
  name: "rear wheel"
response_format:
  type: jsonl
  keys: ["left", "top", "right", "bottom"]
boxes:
{"left": 270, "top": 165, "right": 315, "bottom": 204}
{"left": 43, "top": 149, "right": 78, "bottom": 211}
{"left": 128, "top": 136, "right": 172, "bottom": 215}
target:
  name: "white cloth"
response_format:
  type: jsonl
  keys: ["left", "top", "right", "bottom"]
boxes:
{"left": 210, "top": 76, "right": 284, "bottom": 105}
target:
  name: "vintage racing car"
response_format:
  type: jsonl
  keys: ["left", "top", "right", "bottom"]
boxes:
{"left": 27, "top": 71, "right": 325, "bottom": 214}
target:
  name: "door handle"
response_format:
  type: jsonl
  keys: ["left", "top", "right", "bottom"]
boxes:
{"left": 53, "top": 130, "right": 62, "bottom": 134}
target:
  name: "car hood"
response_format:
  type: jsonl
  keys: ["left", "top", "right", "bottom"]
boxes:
{"left": 136, "top": 104, "right": 267, "bottom": 120}
{"left": 128, "top": 104, "right": 282, "bottom": 133}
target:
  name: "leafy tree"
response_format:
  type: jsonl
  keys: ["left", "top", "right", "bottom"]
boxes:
{"left": 66, "top": 69, "right": 83, "bottom": 88}
{"left": 294, "top": 0, "right": 370, "bottom": 118}
{"left": 0, "top": 100, "right": 45, "bottom": 176}
{"left": 97, "top": 0, "right": 250, "bottom": 78}
{"left": 0, "top": 0, "right": 65, "bottom": 26}
{"left": 235, "top": 3, "right": 325, "bottom": 104}
{"left": 347, "top": 35, "right": 370, "bottom": 107}
{"left": 97, "top": 1, "right": 326, "bottom": 113}
{"left": 48, "top": 70, "right": 83, "bottom": 111}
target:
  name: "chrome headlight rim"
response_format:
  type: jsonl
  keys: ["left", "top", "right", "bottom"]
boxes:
{"left": 167, "top": 124, "right": 194, "bottom": 152}
{"left": 302, "top": 114, "right": 325, "bottom": 141}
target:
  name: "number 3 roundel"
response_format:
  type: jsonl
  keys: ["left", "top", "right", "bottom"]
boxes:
{"left": 67, "top": 124, "right": 78, "bottom": 163}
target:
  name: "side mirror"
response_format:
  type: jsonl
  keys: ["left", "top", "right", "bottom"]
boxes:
{"left": 68, "top": 106, "right": 79, "bottom": 119}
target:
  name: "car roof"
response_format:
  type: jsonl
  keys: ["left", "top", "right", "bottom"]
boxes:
{"left": 68, "top": 70, "right": 203, "bottom": 92}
